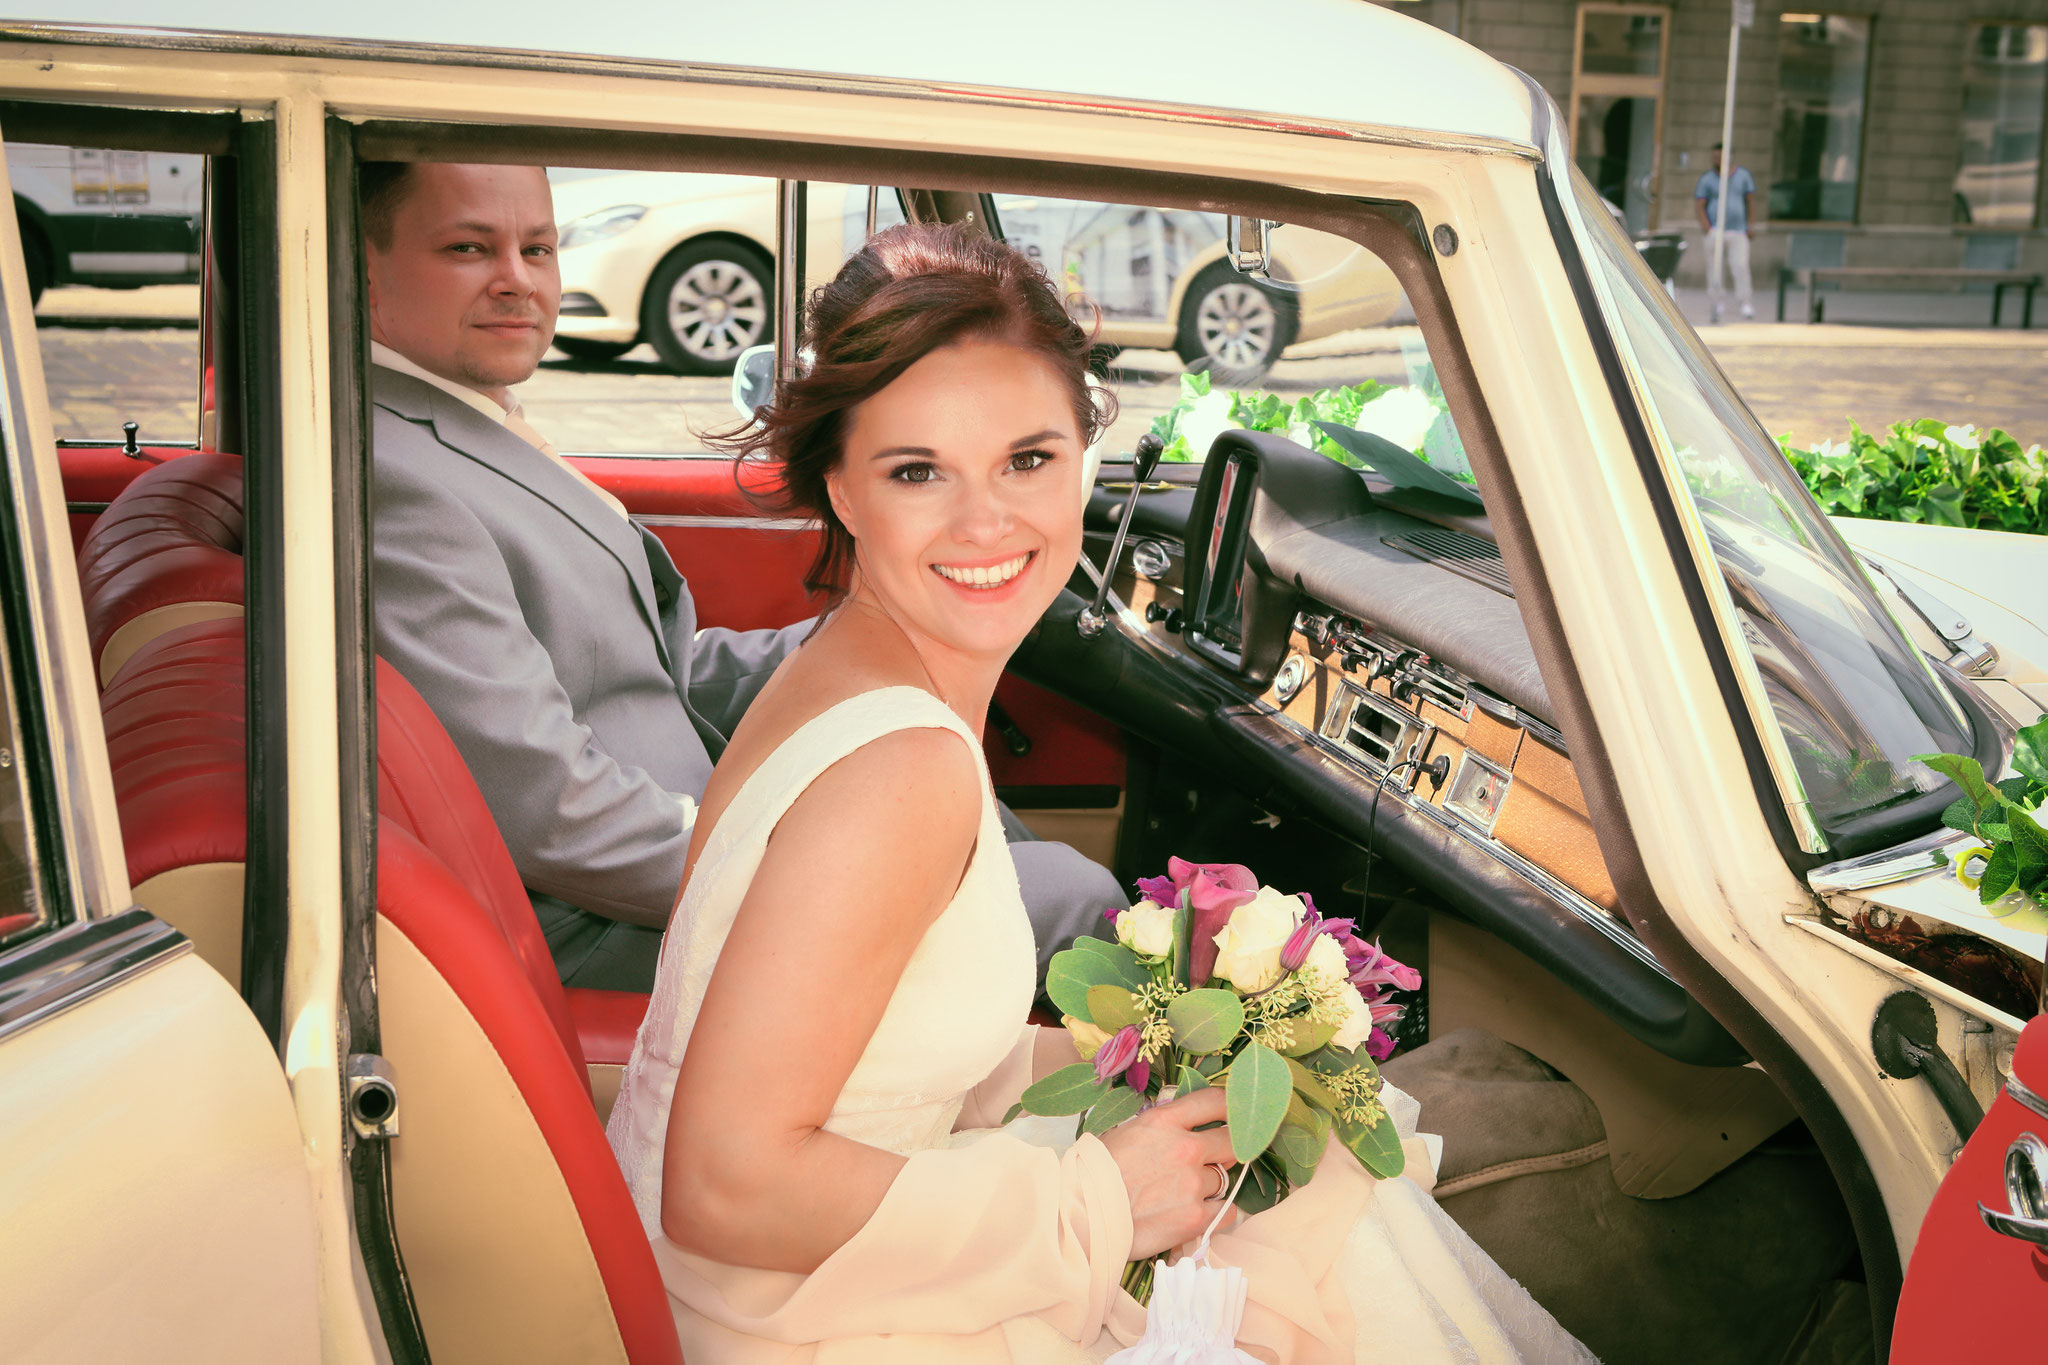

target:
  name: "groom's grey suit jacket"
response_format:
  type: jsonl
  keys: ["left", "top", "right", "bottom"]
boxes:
{"left": 370, "top": 365, "right": 804, "bottom": 930}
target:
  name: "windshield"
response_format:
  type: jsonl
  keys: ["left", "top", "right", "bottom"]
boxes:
{"left": 1567, "top": 166, "right": 1972, "bottom": 838}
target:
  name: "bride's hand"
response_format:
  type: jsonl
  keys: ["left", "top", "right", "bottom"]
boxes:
{"left": 1098, "top": 1087, "right": 1239, "bottom": 1258}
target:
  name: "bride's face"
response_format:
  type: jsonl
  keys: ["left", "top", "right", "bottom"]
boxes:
{"left": 827, "top": 335, "right": 1086, "bottom": 662}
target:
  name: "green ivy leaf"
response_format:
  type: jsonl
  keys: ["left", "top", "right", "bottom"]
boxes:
{"left": 2009, "top": 806, "right": 2048, "bottom": 891}
{"left": 1081, "top": 1083, "right": 1146, "bottom": 1136}
{"left": 1019, "top": 1063, "right": 1111, "bottom": 1116}
{"left": 1221, "top": 1042, "right": 1292, "bottom": 1164}
{"left": 1915, "top": 752, "right": 2006, "bottom": 826}
{"left": 1979, "top": 843, "right": 2020, "bottom": 904}
{"left": 2014, "top": 718, "right": 2048, "bottom": 792}
{"left": 1045, "top": 944, "right": 1147, "bottom": 1020}
{"left": 1942, "top": 795, "right": 1981, "bottom": 834}
{"left": 1086, "top": 985, "right": 1143, "bottom": 1031}
{"left": 1166, "top": 989, "right": 1247, "bottom": 1054}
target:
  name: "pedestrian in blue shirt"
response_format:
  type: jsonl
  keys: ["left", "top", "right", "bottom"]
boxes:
{"left": 1695, "top": 142, "right": 1756, "bottom": 321}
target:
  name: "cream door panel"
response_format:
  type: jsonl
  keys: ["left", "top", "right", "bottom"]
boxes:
{"left": 0, "top": 952, "right": 320, "bottom": 1362}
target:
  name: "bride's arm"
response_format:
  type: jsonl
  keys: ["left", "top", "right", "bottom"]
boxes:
{"left": 661, "top": 728, "right": 977, "bottom": 1273}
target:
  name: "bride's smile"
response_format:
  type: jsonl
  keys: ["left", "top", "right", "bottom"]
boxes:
{"left": 825, "top": 335, "right": 1085, "bottom": 663}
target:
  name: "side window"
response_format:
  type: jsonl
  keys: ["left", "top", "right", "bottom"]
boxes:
{"left": 11, "top": 142, "right": 205, "bottom": 447}
{"left": 0, "top": 580, "right": 50, "bottom": 948}
{"left": 536, "top": 171, "right": 882, "bottom": 456}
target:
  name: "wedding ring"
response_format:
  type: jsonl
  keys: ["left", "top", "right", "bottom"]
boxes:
{"left": 1205, "top": 1162, "right": 1230, "bottom": 1201}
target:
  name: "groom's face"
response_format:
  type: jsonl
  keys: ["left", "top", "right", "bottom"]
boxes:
{"left": 366, "top": 163, "right": 561, "bottom": 401}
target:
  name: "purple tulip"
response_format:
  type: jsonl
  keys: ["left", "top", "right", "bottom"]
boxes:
{"left": 1126, "top": 1058, "right": 1151, "bottom": 1093}
{"left": 1279, "top": 910, "right": 1324, "bottom": 974}
{"left": 1133, "top": 873, "right": 1178, "bottom": 908}
{"left": 1093, "top": 1025, "right": 1142, "bottom": 1083}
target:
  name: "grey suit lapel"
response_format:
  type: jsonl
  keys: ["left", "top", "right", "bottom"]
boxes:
{"left": 372, "top": 365, "right": 674, "bottom": 673}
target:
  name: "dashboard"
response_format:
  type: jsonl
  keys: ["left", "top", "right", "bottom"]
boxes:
{"left": 1059, "top": 430, "right": 1743, "bottom": 1066}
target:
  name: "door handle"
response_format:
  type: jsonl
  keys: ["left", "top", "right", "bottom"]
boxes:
{"left": 1980, "top": 1131, "right": 2048, "bottom": 1245}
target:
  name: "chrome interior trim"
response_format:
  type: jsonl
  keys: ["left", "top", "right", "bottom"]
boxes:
{"left": 1808, "top": 827, "right": 1972, "bottom": 896}
{"left": 2009, "top": 1072, "right": 2048, "bottom": 1123}
{"left": 1536, "top": 109, "right": 1828, "bottom": 856}
{"left": 1443, "top": 749, "right": 1511, "bottom": 836}
{"left": 0, "top": 908, "right": 189, "bottom": 1045}
{"left": 631, "top": 514, "right": 817, "bottom": 531}
{"left": 0, "top": 24, "right": 1543, "bottom": 162}
{"left": 1266, "top": 703, "right": 1671, "bottom": 979}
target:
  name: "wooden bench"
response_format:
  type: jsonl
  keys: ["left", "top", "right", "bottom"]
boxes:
{"left": 1795, "top": 266, "right": 2041, "bottom": 327}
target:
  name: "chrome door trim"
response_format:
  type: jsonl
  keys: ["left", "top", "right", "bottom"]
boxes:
{"left": 0, "top": 907, "right": 190, "bottom": 1045}
{"left": 0, "top": 24, "right": 1542, "bottom": 163}
{"left": 2008, "top": 1072, "right": 2048, "bottom": 1123}
{"left": 632, "top": 513, "right": 817, "bottom": 531}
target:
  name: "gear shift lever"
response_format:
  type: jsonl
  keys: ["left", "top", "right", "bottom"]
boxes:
{"left": 1077, "top": 433, "right": 1165, "bottom": 640}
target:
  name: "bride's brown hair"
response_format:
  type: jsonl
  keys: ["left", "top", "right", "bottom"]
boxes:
{"left": 712, "top": 221, "right": 1114, "bottom": 600}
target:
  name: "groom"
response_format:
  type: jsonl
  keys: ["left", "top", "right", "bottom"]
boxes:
{"left": 365, "top": 161, "right": 1120, "bottom": 989}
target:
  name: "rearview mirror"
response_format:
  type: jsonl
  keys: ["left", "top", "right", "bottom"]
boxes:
{"left": 731, "top": 343, "right": 777, "bottom": 419}
{"left": 1226, "top": 215, "right": 1273, "bottom": 280}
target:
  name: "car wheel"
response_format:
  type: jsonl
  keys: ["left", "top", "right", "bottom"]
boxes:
{"left": 20, "top": 222, "right": 49, "bottom": 305}
{"left": 1174, "top": 262, "right": 1297, "bottom": 387}
{"left": 641, "top": 241, "right": 772, "bottom": 376}
{"left": 551, "top": 337, "right": 635, "bottom": 363}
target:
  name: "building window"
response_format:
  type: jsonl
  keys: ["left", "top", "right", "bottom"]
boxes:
{"left": 1570, "top": 3, "right": 1670, "bottom": 233}
{"left": 1771, "top": 13, "right": 1871, "bottom": 222}
{"left": 1955, "top": 23, "right": 2047, "bottom": 228}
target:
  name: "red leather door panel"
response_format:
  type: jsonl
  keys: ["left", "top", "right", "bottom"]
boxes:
{"left": 575, "top": 455, "right": 820, "bottom": 633}
{"left": 1893, "top": 1012, "right": 2048, "bottom": 1360}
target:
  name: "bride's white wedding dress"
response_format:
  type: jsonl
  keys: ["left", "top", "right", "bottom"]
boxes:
{"left": 608, "top": 686, "right": 1594, "bottom": 1363}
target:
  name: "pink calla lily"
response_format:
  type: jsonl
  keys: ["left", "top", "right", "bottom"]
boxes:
{"left": 1093, "top": 1025, "right": 1142, "bottom": 1083}
{"left": 1171, "top": 856, "right": 1258, "bottom": 985}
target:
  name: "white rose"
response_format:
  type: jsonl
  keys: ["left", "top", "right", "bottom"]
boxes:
{"left": 1331, "top": 981, "right": 1375, "bottom": 1052}
{"left": 1303, "top": 931, "right": 1348, "bottom": 983}
{"left": 1210, "top": 887, "right": 1306, "bottom": 992}
{"left": 1116, "top": 901, "right": 1178, "bottom": 959}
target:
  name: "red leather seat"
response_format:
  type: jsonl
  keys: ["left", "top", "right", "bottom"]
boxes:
{"left": 77, "top": 450, "right": 246, "bottom": 686}
{"left": 101, "top": 618, "right": 680, "bottom": 1363}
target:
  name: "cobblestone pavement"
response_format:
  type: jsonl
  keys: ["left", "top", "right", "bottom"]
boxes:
{"left": 34, "top": 315, "right": 2048, "bottom": 455}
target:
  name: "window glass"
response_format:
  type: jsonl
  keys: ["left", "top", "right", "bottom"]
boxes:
{"left": 532, "top": 171, "right": 880, "bottom": 456}
{"left": 1571, "top": 165, "right": 1972, "bottom": 835}
{"left": 1771, "top": 14, "right": 1871, "bottom": 222}
{"left": 12, "top": 142, "right": 204, "bottom": 445}
{"left": 0, "top": 593, "right": 48, "bottom": 948}
{"left": 1580, "top": 8, "right": 1664, "bottom": 77}
{"left": 1028, "top": 204, "right": 1467, "bottom": 485}
{"left": 1955, "top": 23, "right": 2047, "bottom": 229}
{"left": 1380, "top": 0, "right": 1462, "bottom": 37}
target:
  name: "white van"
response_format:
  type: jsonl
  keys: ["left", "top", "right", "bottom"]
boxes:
{"left": 6, "top": 142, "right": 202, "bottom": 301}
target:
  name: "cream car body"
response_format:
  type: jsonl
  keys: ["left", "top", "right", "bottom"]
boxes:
{"left": 0, "top": 1, "right": 2038, "bottom": 1359}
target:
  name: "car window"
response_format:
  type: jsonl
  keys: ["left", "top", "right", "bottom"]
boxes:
{"left": 1061, "top": 204, "right": 1468, "bottom": 490}
{"left": 12, "top": 141, "right": 205, "bottom": 447}
{"left": 535, "top": 171, "right": 881, "bottom": 457}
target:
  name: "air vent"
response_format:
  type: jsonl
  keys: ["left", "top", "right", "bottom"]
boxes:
{"left": 1383, "top": 528, "right": 1513, "bottom": 597}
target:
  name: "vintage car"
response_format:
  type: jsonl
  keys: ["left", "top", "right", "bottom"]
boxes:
{"left": 2, "top": 3, "right": 2045, "bottom": 1362}
{"left": 548, "top": 169, "right": 1400, "bottom": 381}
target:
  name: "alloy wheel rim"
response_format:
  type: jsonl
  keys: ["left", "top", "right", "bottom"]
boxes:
{"left": 666, "top": 258, "right": 768, "bottom": 361}
{"left": 1194, "top": 281, "right": 1278, "bottom": 371}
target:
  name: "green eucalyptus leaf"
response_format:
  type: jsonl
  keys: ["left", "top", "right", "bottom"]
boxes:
{"left": 1045, "top": 945, "right": 1147, "bottom": 1020}
{"left": 1086, "top": 985, "right": 1144, "bottom": 1031}
{"left": 1167, "top": 989, "right": 1247, "bottom": 1054}
{"left": 1278, "top": 1017, "right": 1340, "bottom": 1057}
{"left": 1194, "top": 1052, "right": 1226, "bottom": 1077}
{"left": 1020, "top": 1063, "right": 1111, "bottom": 1116}
{"left": 1276, "top": 1122, "right": 1323, "bottom": 1186}
{"left": 1081, "top": 1084, "right": 1146, "bottom": 1136}
{"left": 1337, "top": 1107, "right": 1406, "bottom": 1180}
{"left": 1223, "top": 1042, "right": 1292, "bottom": 1164}
{"left": 1284, "top": 1055, "right": 1344, "bottom": 1114}
{"left": 1002, "top": 1102, "right": 1023, "bottom": 1125}
{"left": 1176, "top": 1065, "right": 1210, "bottom": 1094}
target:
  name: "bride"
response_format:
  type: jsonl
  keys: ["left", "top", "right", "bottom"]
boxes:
{"left": 606, "top": 223, "right": 1594, "bottom": 1363}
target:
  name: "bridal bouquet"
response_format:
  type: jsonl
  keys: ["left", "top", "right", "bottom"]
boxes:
{"left": 1008, "top": 857, "right": 1420, "bottom": 1287}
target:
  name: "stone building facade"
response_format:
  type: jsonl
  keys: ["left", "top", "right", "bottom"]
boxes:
{"left": 1372, "top": 0, "right": 2048, "bottom": 291}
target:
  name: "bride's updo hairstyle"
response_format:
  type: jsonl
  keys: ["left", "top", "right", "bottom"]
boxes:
{"left": 717, "top": 221, "right": 1113, "bottom": 601}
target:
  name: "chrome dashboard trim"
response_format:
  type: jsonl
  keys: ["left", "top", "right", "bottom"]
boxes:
{"left": 1808, "top": 827, "right": 1972, "bottom": 896}
{"left": 1264, "top": 701, "right": 1673, "bottom": 980}
{"left": 0, "top": 908, "right": 189, "bottom": 1046}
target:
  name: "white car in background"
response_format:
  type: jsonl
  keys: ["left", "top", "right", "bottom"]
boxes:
{"left": 549, "top": 172, "right": 1401, "bottom": 381}
{"left": 7, "top": 143, "right": 203, "bottom": 302}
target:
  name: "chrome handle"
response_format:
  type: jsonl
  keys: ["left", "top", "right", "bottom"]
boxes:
{"left": 1077, "top": 433, "right": 1164, "bottom": 640}
{"left": 1978, "top": 1131, "right": 2048, "bottom": 1245}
